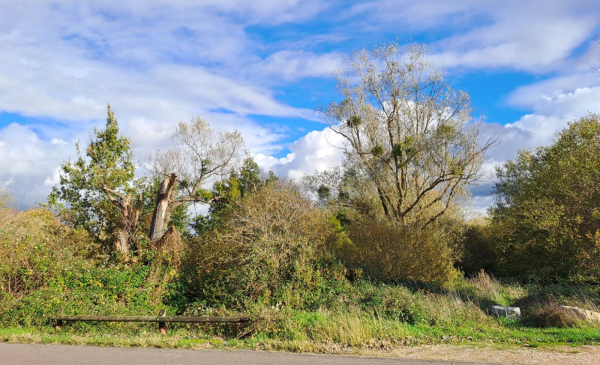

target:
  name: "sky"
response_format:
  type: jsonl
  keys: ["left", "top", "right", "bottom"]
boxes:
{"left": 1, "top": 0, "right": 600, "bottom": 212}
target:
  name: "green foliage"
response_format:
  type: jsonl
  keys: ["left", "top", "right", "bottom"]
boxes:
{"left": 346, "top": 115, "right": 362, "bottom": 127}
{"left": 337, "top": 218, "right": 460, "bottom": 287}
{"left": 0, "top": 263, "right": 160, "bottom": 327}
{"left": 183, "top": 181, "right": 344, "bottom": 310}
{"left": 317, "top": 185, "right": 331, "bottom": 201}
{"left": 1, "top": 209, "right": 600, "bottom": 349}
{"left": 192, "top": 157, "right": 271, "bottom": 234}
{"left": 457, "top": 219, "right": 498, "bottom": 276}
{"left": 0, "top": 207, "right": 179, "bottom": 327}
{"left": 0, "top": 208, "right": 95, "bottom": 299}
{"left": 370, "top": 145, "right": 383, "bottom": 157}
{"left": 490, "top": 114, "right": 600, "bottom": 282}
{"left": 168, "top": 203, "right": 193, "bottom": 236}
{"left": 47, "top": 105, "right": 139, "bottom": 250}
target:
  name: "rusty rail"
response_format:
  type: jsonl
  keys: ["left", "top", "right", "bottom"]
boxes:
{"left": 53, "top": 312, "right": 251, "bottom": 334}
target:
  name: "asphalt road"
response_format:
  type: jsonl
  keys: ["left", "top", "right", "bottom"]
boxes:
{"left": 0, "top": 343, "right": 495, "bottom": 365}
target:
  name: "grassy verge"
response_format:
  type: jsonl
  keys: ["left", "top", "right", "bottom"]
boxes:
{"left": 2, "top": 255, "right": 600, "bottom": 354}
{"left": 2, "top": 309, "right": 599, "bottom": 355}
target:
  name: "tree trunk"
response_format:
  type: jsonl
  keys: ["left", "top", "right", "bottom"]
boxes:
{"left": 102, "top": 186, "right": 141, "bottom": 255}
{"left": 114, "top": 194, "right": 140, "bottom": 254}
{"left": 114, "top": 230, "right": 130, "bottom": 254}
{"left": 149, "top": 173, "right": 178, "bottom": 241}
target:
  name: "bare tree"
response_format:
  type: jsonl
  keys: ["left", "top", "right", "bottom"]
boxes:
{"left": 148, "top": 117, "right": 244, "bottom": 241}
{"left": 319, "top": 43, "right": 498, "bottom": 226}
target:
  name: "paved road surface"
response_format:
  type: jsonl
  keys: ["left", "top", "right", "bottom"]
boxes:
{"left": 0, "top": 343, "right": 495, "bottom": 365}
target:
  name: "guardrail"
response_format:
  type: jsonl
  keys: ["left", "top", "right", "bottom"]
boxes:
{"left": 53, "top": 311, "right": 251, "bottom": 334}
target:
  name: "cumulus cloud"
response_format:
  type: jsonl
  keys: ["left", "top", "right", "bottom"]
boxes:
{"left": 467, "top": 74, "right": 600, "bottom": 213}
{"left": 2, "top": 0, "right": 600, "bottom": 214}
{"left": 0, "top": 1, "right": 337, "bottom": 206}
{"left": 0, "top": 124, "right": 74, "bottom": 207}
{"left": 500, "top": 78, "right": 600, "bottom": 153}
{"left": 256, "top": 127, "right": 345, "bottom": 180}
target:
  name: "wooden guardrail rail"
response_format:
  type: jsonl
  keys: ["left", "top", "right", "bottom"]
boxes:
{"left": 53, "top": 311, "right": 251, "bottom": 334}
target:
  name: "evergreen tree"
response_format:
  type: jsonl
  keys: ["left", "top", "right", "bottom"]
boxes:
{"left": 192, "top": 157, "right": 270, "bottom": 234}
{"left": 48, "top": 105, "right": 141, "bottom": 254}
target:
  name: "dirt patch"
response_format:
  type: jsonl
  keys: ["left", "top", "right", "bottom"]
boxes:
{"left": 363, "top": 344, "right": 600, "bottom": 365}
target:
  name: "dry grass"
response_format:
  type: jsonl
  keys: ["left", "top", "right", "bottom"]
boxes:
{"left": 466, "top": 271, "right": 526, "bottom": 307}
{"left": 528, "top": 297, "right": 600, "bottom": 329}
{"left": 420, "top": 292, "right": 487, "bottom": 325}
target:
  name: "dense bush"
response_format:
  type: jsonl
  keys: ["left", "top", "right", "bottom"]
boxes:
{"left": 0, "top": 207, "right": 95, "bottom": 298}
{"left": 457, "top": 219, "right": 498, "bottom": 276}
{"left": 182, "top": 181, "right": 344, "bottom": 309}
{"left": 0, "top": 202, "right": 179, "bottom": 327}
{"left": 338, "top": 218, "right": 460, "bottom": 287}
{"left": 490, "top": 114, "right": 600, "bottom": 282}
{"left": 0, "top": 262, "right": 168, "bottom": 327}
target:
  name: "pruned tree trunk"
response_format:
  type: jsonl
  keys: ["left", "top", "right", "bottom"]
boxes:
{"left": 102, "top": 186, "right": 141, "bottom": 255}
{"left": 115, "top": 231, "right": 130, "bottom": 254}
{"left": 149, "top": 173, "right": 178, "bottom": 241}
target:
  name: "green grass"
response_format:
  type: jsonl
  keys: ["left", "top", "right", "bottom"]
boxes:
{"left": 2, "top": 309, "right": 599, "bottom": 354}
{"left": 2, "top": 254, "right": 600, "bottom": 354}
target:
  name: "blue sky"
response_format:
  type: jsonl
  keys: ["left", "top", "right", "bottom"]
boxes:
{"left": 1, "top": 0, "right": 600, "bottom": 211}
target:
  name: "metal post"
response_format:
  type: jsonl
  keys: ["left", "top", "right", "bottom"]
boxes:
{"left": 158, "top": 309, "right": 167, "bottom": 335}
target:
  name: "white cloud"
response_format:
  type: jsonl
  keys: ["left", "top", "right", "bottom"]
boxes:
{"left": 0, "top": 1, "right": 336, "bottom": 206}
{"left": 2, "top": 0, "right": 600, "bottom": 214}
{"left": 0, "top": 123, "right": 74, "bottom": 207}
{"left": 257, "top": 127, "right": 345, "bottom": 180}
{"left": 259, "top": 51, "right": 344, "bottom": 81}
{"left": 51, "top": 138, "right": 68, "bottom": 145}
{"left": 0, "top": 1, "right": 326, "bottom": 132}
{"left": 502, "top": 80, "right": 600, "bottom": 150}
{"left": 470, "top": 74, "right": 600, "bottom": 213}
{"left": 348, "top": 0, "right": 600, "bottom": 72}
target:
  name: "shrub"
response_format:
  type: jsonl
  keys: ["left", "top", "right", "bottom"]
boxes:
{"left": 457, "top": 219, "right": 498, "bottom": 276}
{"left": 182, "top": 181, "right": 343, "bottom": 309}
{"left": 0, "top": 205, "right": 181, "bottom": 327}
{"left": 0, "top": 261, "right": 174, "bottom": 327}
{"left": 340, "top": 219, "right": 459, "bottom": 287}
{"left": 0, "top": 208, "right": 95, "bottom": 298}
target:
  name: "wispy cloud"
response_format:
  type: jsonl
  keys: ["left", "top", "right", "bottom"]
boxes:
{"left": 1, "top": 0, "right": 600, "bottom": 211}
{"left": 347, "top": 0, "right": 600, "bottom": 72}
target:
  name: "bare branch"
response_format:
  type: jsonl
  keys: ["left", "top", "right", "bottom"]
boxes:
{"left": 318, "top": 43, "right": 498, "bottom": 225}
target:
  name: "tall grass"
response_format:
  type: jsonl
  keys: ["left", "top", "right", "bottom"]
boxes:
{"left": 462, "top": 270, "right": 526, "bottom": 307}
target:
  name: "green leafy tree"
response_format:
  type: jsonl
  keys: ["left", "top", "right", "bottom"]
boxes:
{"left": 48, "top": 105, "right": 142, "bottom": 254}
{"left": 192, "top": 157, "right": 272, "bottom": 234}
{"left": 490, "top": 114, "right": 600, "bottom": 281}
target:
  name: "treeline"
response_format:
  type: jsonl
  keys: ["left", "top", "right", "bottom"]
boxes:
{"left": 462, "top": 114, "right": 600, "bottom": 282}
{"left": 1, "top": 44, "right": 600, "bottom": 324}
